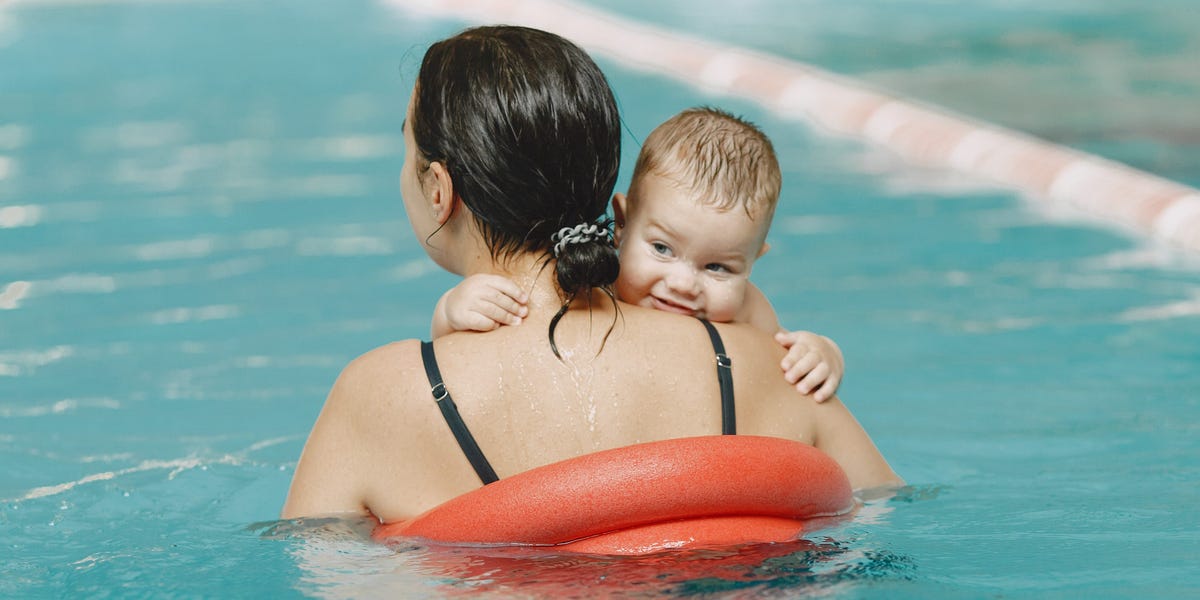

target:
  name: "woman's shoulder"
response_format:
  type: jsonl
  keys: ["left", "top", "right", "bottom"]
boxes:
{"left": 324, "top": 339, "right": 426, "bottom": 415}
{"left": 705, "top": 319, "right": 788, "bottom": 368}
{"left": 618, "top": 304, "right": 785, "bottom": 365}
{"left": 615, "top": 305, "right": 797, "bottom": 395}
{"left": 343, "top": 339, "right": 422, "bottom": 379}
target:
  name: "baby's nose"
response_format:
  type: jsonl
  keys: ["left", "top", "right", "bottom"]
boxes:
{"left": 665, "top": 268, "right": 700, "bottom": 296}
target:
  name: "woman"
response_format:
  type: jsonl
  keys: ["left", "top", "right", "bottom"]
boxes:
{"left": 282, "top": 25, "right": 901, "bottom": 522}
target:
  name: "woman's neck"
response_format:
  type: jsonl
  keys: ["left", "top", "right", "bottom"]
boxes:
{"left": 466, "top": 252, "right": 559, "bottom": 314}
{"left": 464, "top": 251, "right": 613, "bottom": 320}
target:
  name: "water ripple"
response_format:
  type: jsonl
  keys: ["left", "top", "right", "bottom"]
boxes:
{"left": 0, "top": 124, "right": 31, "bottom": 150}
{"left": 11, "top": 457, "right": 234, "bottom": 502}
{"left": 5, "top": 435, "right": 301, "bottom": 503}
{"left": 146, "top": 304, "right": 241, "bottom": 325}
{"left": 0, "top": 204, "right": 39, "bottom": 227}
{"left": 133, "top": 237, "right": 216, "bottom": 262}
{"left": 1119, "top": 288, "right": 1200, "bottom": 321}
{"left": 0, "top": 397, "right": 121, "bottom": 417}
{"left": 0, "top": 280, "right": 30, "bottom": 309}
{"left": 295, "top": 235, "right": 393, "bottom": 256}
{"left": 0, "top": 345, "right": 73, "bottom": 374}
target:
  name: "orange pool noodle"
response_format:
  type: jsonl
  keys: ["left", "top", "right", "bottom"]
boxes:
{"left": 373, "top": 435, "right": 854, "bottom": 555}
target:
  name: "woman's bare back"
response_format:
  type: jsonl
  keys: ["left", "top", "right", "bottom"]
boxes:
{"left": 338, "top": 301, "right": 821, "bottom": 521}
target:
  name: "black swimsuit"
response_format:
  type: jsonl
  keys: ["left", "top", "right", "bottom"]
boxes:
{"left": 419, "top": 318, "right": 736, "bottom": 485}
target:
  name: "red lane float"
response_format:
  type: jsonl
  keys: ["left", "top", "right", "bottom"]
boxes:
{"left": 373, "top": 435, "right": 855, "bottom": 555}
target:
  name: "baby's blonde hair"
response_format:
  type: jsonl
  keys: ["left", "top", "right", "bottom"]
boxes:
{"left": 631, "top": 107, "right": 782, "bottom": 220}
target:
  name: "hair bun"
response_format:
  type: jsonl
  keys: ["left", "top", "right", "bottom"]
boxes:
{"left": 553, "top": 221, "right": 619, "bottom": 297}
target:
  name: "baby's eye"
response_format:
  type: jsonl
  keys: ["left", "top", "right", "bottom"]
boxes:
{"left": 705, "top": 263, "right": 730, "bottom": 273}
{"left": 651, "top": 242, "right": 672, "bottom": 256}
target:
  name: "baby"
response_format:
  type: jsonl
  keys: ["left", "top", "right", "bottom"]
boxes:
{"left": 432, "top": 107, "right": 845, "bottom": 401}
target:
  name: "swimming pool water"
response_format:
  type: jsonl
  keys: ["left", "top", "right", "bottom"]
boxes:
{"left": 590, "top": 0, "right": 1200, "bottom": 189}
{"left": 2, "top": 0, "right": 1198, "bottom": 597}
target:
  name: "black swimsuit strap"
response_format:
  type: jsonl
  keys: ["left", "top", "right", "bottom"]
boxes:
{"left": 420, "top": 341, "right": 499, "bottom": 485}
{"left": 698, "top": 319, "right": 736, "bottom": 435}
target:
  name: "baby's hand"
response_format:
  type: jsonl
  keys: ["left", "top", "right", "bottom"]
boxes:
{"left": 441, "top": 274, "right": 528, "bottom": 333}
{"left": 774, "top": 329, "right": 845, "bottom": 402}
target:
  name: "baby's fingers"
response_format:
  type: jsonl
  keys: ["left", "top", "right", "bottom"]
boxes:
{"left": 782, "top": 351, "right": 819, "bottom": 385}
{"left": 810, "top": 373, "right": 841, "bottom": 403}
{"left": 795, "top": 363, "right": 831, "bottom": 396}
{"left": 484, "top": 277, "right": 529, "bottom": 307}
{"left": 780, "top": 343, "right": 811, "bottom": 371}
{"left": 456, "top": 310, "right": 506, "bottom": 332}
{"left": 774, "top": 331, "right": 795, "bottom": 348}
{"left": 480, "top": 294, "right": 526, "bottom": 326}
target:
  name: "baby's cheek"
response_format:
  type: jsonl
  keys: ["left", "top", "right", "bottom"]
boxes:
{"left": 704, "top": 301, "right": 739, "bottom": 323}
{"left": 616, "top": 254, "right": 658, "bottom": 301}
{"left": 702, "top": 281, "right": 745, "bottom": 323}
{"left": 614, "top": 272, "right": 647, "bottom": 305}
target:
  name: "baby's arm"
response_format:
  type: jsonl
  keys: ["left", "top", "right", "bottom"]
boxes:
{"left": 431, "top": 274, "right": 528, "bottom": 338}
{"left": 741, "top": 283, "right": 846, "bottom": 402}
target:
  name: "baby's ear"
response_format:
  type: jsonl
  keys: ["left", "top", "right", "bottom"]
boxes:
{"left": 611, "top": 193, "right": 627, "bottom": 227}
{"left": 611, "top": 193, "right": 628, "bottom": 243}
{"left": 757, "top": 241, "right": 771, "bottom": 258}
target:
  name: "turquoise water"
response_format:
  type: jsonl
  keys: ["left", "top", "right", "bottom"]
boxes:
{"left": 594, "top": 0, "right": 1200, "bottom": 188}
{"left": 2, "top": 1, "right": 1198, "bottom": 597}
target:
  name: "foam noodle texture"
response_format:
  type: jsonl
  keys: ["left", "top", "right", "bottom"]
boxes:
{"left": 373, "top": 435, "right": 854, "bottom": 555}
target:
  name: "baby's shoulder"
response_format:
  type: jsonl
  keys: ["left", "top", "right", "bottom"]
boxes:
{"left": 734, "top": 282, "right": 781, "bottom": 333}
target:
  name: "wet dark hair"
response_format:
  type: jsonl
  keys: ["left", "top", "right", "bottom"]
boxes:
{"left": 411, "top": 25, "right": 621, "bottom": 357}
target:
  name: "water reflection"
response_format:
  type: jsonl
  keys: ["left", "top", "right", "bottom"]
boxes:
{"left": 261, "top": 510, "right": 915, "bottom": 599}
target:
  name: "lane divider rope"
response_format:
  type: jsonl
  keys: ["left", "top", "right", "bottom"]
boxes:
{"left": 387, "top": 0, "right": 1200, "bottom": 253}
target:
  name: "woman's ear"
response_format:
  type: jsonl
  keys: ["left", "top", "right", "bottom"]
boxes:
{"left": 611, "top": 192, "right": 627, "bottom": 244}
{"left": 426, "top": 161, "right": 458, "bottom": 225}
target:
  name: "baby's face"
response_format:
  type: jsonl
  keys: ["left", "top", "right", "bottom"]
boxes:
{"left": 614, "top": 173, "right": 767, "bottom": 322}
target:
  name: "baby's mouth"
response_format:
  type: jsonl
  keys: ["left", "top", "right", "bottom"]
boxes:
{"left": 650, "top": 295, "right": 702, "bottom": 317}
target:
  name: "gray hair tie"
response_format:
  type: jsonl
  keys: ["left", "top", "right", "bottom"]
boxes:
{"left": 551, "top": 222, "right": 612, "bottom": 257}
